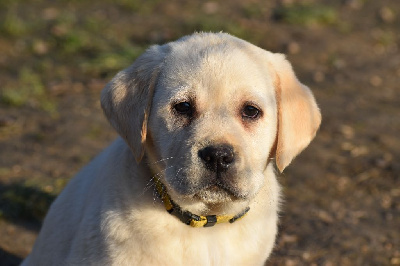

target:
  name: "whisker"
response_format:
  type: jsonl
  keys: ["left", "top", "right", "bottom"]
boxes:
{"left": 146, "top": 155, "right": 186, "bottom": 166}
{"left": 142, "top": 176, "right": 156, "bottom": 194}
{"left": 146, "top": 157, "right": 175, "bottom": 165}
{"left": 142, "top": 165, "right": 175, "bottom": 195}
{"left": 174, "top": 167, "right": 185, "bottom": 191}
{"left": 175, "top": 167, "right": 183, "bottom": 178}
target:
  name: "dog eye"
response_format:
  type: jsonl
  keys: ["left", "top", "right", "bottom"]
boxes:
{"left": 174, "top": 102, "right": 192, "bottom": 115}
{"left": 242, "top": 105, "right": 260, "bottom": 119}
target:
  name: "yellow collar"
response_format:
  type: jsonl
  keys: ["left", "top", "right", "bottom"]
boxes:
{"left": 153, "top": 177, "right": 250, "bottom": 228}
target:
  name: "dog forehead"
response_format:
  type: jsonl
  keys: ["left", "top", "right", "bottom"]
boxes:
{"left": 157, "top": 39, "right": 275, "bottom": 104}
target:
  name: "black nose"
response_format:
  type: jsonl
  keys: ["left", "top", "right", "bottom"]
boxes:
{"left": 198, "top": 144, "right": 235, "bottom": 172}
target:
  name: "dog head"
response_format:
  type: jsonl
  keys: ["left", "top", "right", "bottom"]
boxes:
{"left": 101, "top": 33, "right": 321, "bottom": 214}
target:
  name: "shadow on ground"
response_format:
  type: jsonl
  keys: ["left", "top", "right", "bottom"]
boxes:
{"left": 0, "top": 182, "right": 55, "bottom": 227}
{"left": 0, "top": 248, "right": 22, "bottom": 266}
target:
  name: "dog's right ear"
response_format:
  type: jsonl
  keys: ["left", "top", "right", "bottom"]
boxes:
{"left": 267, "top": 53, "right": 321, "bottom": 172}
{"left": 101, "top": 45, "right": 168, "bottom": 162}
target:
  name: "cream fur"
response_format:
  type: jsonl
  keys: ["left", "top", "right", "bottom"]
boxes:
{"left": 23, "top": 33, "right": 320, "bottom": 266}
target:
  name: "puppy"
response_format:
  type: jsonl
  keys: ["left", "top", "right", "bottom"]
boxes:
{"left": 23, "top": 32, "right": 321, "bottom": 265}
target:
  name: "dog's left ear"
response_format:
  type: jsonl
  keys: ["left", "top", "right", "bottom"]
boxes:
{"left": 101, "top": 45, "right": 168, "bottom": 162}
{"left": 267, "top": 53, "right": 321, "bottom": 172}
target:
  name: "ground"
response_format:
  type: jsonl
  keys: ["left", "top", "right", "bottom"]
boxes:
{"left": 0, "top": 0, "right": 399, "bottom": 265}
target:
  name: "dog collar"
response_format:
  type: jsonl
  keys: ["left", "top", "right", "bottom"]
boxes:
{"left": 153, "top": 177, "right": 250, "bottom": 228}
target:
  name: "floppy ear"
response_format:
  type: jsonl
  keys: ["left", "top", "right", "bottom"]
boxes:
{"left": 101, "top": 45, "right": 167, "bottom": 162}
{"left": 268, "top": 53, "right": 321, "bottom": 172}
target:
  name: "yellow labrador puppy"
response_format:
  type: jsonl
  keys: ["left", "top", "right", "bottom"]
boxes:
{"left": 23, "top": 32, "right": 320, "bottom": 265}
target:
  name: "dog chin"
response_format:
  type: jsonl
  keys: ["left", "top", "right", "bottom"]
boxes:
{"left": 194, "top": 185, "right": 244, "bottom": 204}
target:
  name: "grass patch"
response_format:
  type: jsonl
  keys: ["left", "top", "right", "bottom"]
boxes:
{"left": 112, "top": 0, "right": 161, "bottom": 13}
{"left": 0, "top": 3, "right": 28, "bottom": 37}
{"left": 242, "top": 3, "right": 266, "bottom": 19}
{"left": 80, "top": 45, "right": 145, "bottom": 76}
{"left": 1, "top": 68, "right": 57, "bottom": 114}
{"left": 86, "top": 124, "right": 104, "bottom": 139}
{"left": 185, "top": 15, "right": 249, "bottom": 41}
{"left": 375, "top": 30, "right": 395, "bottom": 47}
{"left": 274, "top": 3, "right": 338, "bottom": 26}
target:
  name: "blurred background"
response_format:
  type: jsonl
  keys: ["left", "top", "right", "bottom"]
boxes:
{"left": 0, "top": 0, "right": 399, "bottom": 265}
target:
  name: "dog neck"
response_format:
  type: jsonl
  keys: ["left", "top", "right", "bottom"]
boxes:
{"left": 152, "top": 173, "right": 250, "bottom": 228}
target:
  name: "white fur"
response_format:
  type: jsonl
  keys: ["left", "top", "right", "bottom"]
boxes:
{"left": 23, "top": 33, "right": 320, "bottom": 266}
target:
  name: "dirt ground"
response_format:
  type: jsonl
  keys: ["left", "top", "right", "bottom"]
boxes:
{"left": 0, "top": 0, "right": 399, "bottom": 265}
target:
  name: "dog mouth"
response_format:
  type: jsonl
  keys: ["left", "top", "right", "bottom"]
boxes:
{"left": 164, "top": 166, "right": 248, "bottom": 204}
{"left": 194, "top": 182, "right": 244, "bottom": 203}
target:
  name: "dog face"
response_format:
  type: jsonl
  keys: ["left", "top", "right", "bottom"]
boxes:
{"left": 101, "top": 33, "right": 321, "bottom": 214}
{"left": 148, "top": 44, "right": 278, "bottom": 207}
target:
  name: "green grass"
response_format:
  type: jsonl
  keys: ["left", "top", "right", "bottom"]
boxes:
{"left": 1, "top": 68, "right": 57, "bottom": 114}
{"left": 274, "top": 3, "right": 338, "bottom": 26}
{"left": 0, "top": 3, "right": 150, "bottom": 110}
{"left": 242, "top": 3, "right": 266, "bottom": 19}
{"left": 80, "top": 45, "right": 145, "bottom": 76}
{"left": 0, "top": 9, "right": 27, "bottom": 37}
{"left": 112, "top": 0, "right": 161, "bottom": 13}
